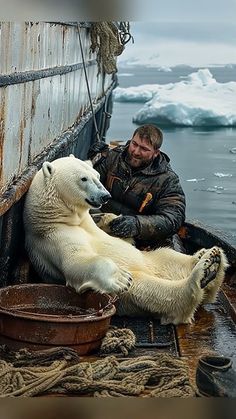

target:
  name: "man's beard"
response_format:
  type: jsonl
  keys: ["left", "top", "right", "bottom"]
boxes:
{"left": 127, "top": 153, "right": 152, "bottom": 169}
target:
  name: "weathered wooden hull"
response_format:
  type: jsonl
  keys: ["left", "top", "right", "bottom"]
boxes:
{"left": 180, "top": 220, "right": 236, "bottom": 264}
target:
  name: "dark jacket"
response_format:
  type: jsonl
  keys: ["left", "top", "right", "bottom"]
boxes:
{"left": 93, "top": 143, "right": 186, "bottom": 247}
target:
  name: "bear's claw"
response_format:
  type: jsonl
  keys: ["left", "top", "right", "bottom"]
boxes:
{"left": 196, "top": 249, "right": 207, "bottom": 260}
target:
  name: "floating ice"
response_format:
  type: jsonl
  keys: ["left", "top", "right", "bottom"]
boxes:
{"left": 195, "top": 188, "right": 222, "bottom": 194}
{"left": 207, "top": 188, "right": 222, "bottom": 194}
{"left": 114, "top": 69, "right": 236, "bottom": 127}
{"left": 214, "top": 172, "right": 233, "bottom": 178}
{"left": 119, "top": 73, "right": 134, "bottom": 77}
{"left": 113, "top": 84, "right": 159, "bottom": 103}
{"left": 230, "top": 148, "right": 236, "bottom": 154}
{"left": 194, "top": 185, "right": 226, "bottom": 194}
{"left": 157, "top": 66, "right": 172, "bottom": 72}
{"left": 186, "top": 178, "right": 205, "bottom": 182}
{"left": 206, "top": 188, "right": 222, "bottom": 193}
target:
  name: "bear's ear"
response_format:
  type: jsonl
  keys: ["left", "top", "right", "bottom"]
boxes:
{"left": 84, "top": 159, "right": 93, "bottom": 167}
{"left": 42, "top": 161, "right": 55, "bottom": 178}
{"left": 69, "top": 154, "right": 75, "bottom": 158}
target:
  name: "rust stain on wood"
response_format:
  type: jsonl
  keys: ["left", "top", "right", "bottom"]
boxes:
{"left": 0, "top": 167, "right": 37, "bottom": 216}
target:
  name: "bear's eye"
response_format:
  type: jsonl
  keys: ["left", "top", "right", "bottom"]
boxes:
{"left": 81, "top": 177, "right": 87, "bottom": 182}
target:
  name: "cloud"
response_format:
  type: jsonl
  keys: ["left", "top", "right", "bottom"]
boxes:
{"left": 132, "top": 0, "right": 236, "bottom": 22}
{"left": 119, "top": 20, "right": 236, "bottom": 66}
{"left": 130, "top": 21, "right": 236, "bottom": 45}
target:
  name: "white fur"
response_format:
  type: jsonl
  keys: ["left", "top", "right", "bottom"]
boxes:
{"left": 23, "top": 156, "right": 229, "bottom": 325}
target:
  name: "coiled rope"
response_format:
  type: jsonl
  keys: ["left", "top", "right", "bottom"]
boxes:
{"left": 0, "top": 328, "right": 195, "bottom": 397}
{"left": 0, "top": 351, "right": 195, "bottom": 397}
{"left": 100, "top": 327, "right": 136, "bottom": 356}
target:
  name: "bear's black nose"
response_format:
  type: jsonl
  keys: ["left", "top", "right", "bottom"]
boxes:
{"left": 101, "top": 192, "right": 111, "bottom": 204}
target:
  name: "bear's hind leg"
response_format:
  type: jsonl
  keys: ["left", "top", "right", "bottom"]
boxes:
{"left": 119, "top": 248, "right": 228, "bottom": 325}
{"left": 118, "top": 270, "right": 205, "bottom": 325}
{"left": 170, "top": 254, "right": 225, "bottom": 324}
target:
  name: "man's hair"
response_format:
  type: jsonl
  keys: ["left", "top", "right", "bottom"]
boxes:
{"left": 132, "top": 125, "right": 163, "bottom": 150}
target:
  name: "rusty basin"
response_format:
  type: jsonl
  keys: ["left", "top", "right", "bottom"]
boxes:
{"left": 0, "top": 284, "right": 116, "bottom": 355}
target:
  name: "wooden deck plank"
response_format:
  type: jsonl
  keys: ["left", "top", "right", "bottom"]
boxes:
{"left": 111, "top": 315, "right": 178, "bottom": 357}
{"left": 175, "top": 291, "right": 236, "bottom": 385}
{"left": 221, "top": 284, "right": 236, "bottom": 322}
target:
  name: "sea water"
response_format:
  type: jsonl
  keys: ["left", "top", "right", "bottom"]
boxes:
{"left": 106, "top": 65, "right": 236, "bottom": 240}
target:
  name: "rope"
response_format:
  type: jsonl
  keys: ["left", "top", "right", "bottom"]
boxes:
{"left": 0, "top": 328, "right": 195, "bottom": 397}
{"left": 77, "top": 22, "right": 133, "bottom": 143}
{"left": 118, "top": 22, "right": 134, "bottom": 45}
{"left": 90, "top": 22, "right": 125, "bottom": 75}
{"left": 0, "top": 345, "right": 80, "bottom": 367}
{"left": 100, "top": 327, "right": 136, "bottom": 356}
{"left": 77, "top": 25, "right": 101, "bottom": 142}
{"left": 0, "top": 353, "right": 195, "bottom": 398}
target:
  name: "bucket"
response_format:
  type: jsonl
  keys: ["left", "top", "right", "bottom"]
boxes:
{"left": 0, "top": 284, "right": 116, "bottom": 355}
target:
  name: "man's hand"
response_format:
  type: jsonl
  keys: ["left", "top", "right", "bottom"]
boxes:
{"left": 87, "top": 141, "right": 109, "bottom": 160}
{"left": 109, "top": 216, "right": 139, "bottom": 238}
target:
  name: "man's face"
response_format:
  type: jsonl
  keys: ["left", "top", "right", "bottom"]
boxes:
{"left": 127, "top": 134, "right": 159, "bottom": 168}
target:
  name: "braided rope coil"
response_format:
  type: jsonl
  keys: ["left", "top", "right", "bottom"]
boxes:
{"left": 0, "top": 354, "right": 195, "bottom": 397}
{"left": 0, "top": 328, "right": 195, "bottom": 397}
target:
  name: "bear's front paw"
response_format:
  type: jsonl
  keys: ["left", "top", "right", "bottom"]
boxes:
{"left": 109, "top": 267, "right": 133, "bottom": 295}
{"left": 77, "top": 257, "right": 133, "bottom": 295}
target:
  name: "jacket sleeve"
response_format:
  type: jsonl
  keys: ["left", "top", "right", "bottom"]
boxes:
{"left": 93, "top": 153, "right": 110, "bottom": 185}
{"left": 136, "top": 174, "right": 186, "bottom": 241}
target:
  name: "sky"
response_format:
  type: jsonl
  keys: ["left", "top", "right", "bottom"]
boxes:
{"left": 1, "top": 0, "right": 236, "bottom": 67}
{"left": 118, "top": 0, "right": 236, "bottom": 67}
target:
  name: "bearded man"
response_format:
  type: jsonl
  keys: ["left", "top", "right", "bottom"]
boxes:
{"left": 88, "top": 124, "right": 186, "bottom": 249}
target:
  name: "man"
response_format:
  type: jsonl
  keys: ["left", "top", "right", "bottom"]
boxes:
{"left": 88, "top": 124, "right": 186, "bottom": 249}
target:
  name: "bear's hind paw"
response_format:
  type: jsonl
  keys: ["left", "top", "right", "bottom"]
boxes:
{"left": 200, "top": 247, "right": 221, "bottom": 289}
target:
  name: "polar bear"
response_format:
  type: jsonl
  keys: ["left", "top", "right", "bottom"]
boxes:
{"left": 23, "top": 155, "right": 229, "bottom": 325}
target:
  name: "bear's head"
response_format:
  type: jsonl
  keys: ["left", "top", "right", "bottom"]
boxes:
{"left": 41, "top": 155, "right": 111, "bottom": 209}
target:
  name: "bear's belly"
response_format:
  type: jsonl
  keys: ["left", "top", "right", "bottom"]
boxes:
{"left": 91, "top": 235, "right": 150, "bottom": 272}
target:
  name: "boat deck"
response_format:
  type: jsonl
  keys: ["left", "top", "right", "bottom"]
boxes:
{"left": 177, "top": 287, "right": 236, "bottom": 385}
{"left": 93, "top": 285, "right": 236, "bottom": 389}
{"left": 0, "top": 221, "right": 235, "bottom": 396}
{"left": 0, "top": 278, "right": 235, "bottom": 397}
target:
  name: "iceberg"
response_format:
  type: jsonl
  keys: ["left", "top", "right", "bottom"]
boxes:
{"left": 113, "top": 84, "right": 158, "bottom": 103}
{"left": 114, "top": 69, "right": 236, "bottom": 127}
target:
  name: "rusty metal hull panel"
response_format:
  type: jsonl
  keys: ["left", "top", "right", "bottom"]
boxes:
{"left": 0, "top": 22, "right": 113, "bottom": 195}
